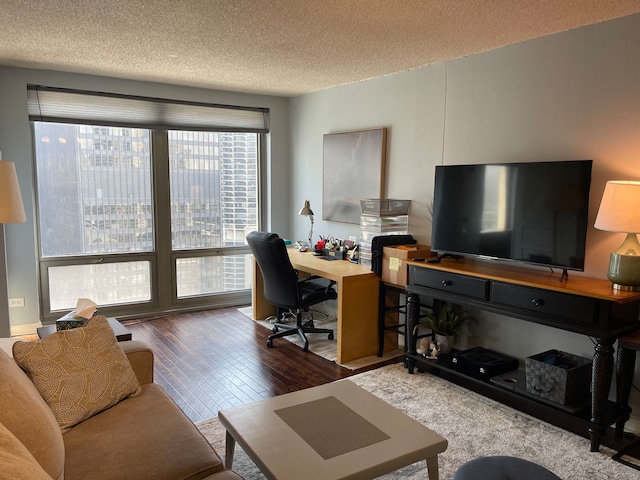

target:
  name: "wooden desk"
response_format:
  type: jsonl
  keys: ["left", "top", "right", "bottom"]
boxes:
{"left": 252, "top": 248, "right": 380, "bottom": 363}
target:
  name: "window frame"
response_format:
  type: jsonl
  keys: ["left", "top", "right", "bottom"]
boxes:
{"left": 30, "top": 87, "right": 266, "bottom": 322}
{"left": 38, "top": 253, "right": 159, "bottom": 318}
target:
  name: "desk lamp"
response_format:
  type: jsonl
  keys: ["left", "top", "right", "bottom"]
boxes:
{"left": 594, "top": 180, "right": 640, "bottom": 291}
{"left": 298, "top": 200, "right": 314, "bottom": 248}
{"left": 0, "top": 159, "right": 27, "bottom": 337}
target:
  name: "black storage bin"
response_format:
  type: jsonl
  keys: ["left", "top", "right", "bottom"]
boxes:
{"left": 451, "top": 347, "right": 519, "bottom": 381}
{"left": 525, "top": 349, "right": 591, "bottom": 405}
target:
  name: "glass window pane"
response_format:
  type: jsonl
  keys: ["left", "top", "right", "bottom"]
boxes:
{"left": 34, "top": 122, "right": 154, "bottom": 257}
{"left": 48, "top": 261, "right": 151, "bottom": 310}
{"left": 176, "top": 254, "right": 253, "bottom": 298}
{"left": 169, "top": 131, "right": 258, "bottom": 249}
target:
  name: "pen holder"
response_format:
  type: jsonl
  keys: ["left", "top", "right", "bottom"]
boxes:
{"left": 323, "top": 248, "right": 346, "bottom": 261}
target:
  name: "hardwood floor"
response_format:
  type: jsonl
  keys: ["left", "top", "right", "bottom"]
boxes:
{"left": 121, "top": 306, "right": 394, "bottom": 423}
{"left": 20, "top": 308, "right": 640, "bottom": 458}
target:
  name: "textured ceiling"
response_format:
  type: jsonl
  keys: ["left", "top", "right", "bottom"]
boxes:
{"left": 1, "top": 0, "right": 640, "bottom": 97}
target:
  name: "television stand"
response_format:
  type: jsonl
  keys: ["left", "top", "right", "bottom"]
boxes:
{"left": 404, "top": 257, "right": 640, "bottom": 452}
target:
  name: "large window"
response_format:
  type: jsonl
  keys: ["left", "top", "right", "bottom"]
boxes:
{"left": 167, "top": 130, "right": 257, "bottom": 298}
{"left": 37, "top": 124, "right": 153, "bottom": 257}
{"left": 30, "top": 86, "right": 266, "bottom": 320}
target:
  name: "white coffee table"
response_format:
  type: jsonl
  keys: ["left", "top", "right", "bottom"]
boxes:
{"left": 218, "top": 379, "right": 447, "bottom": 479}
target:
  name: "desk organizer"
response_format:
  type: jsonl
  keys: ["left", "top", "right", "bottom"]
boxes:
{"left": 322, "top": 248, "right": 346, "bottom": 260}
{"left": 525, "top": 349, "right": 591, "bottom": 405}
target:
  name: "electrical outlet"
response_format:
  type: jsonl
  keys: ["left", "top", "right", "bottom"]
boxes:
{"left": 9, "top": 297, "right": 25, "bottom": 308}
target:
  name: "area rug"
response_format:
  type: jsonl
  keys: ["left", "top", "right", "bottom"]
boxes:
{"left": 197, "top": 363, "right": 637, "bottom": 480}
{"left": 238, "top": 306, "right": 403, "bottom": 370}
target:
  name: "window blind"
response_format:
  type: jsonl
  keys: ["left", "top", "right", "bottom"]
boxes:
{"left": 27, "top": 85, "right": 269, "bottom": 133}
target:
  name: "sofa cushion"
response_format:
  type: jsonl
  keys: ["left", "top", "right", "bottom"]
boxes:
{"left": 13, "top": 315, "right": 141, "bottom": 432}
{"left": 0, "top": 349, "right": 65, "bottom": 480}
{"left": 0, "top": 421, "right": 53, "bottom": 480}
{"left": 63, "top": 383, "right": 225, "bottom": 480}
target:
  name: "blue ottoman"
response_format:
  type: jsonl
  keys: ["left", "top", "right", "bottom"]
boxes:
{"left": 454, "top": 456, "right": 561, "bottom": 480}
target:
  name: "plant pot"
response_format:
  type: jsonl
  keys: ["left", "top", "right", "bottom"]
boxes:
{"left": 435, "top": 333, "right": 453, "bottom": 354}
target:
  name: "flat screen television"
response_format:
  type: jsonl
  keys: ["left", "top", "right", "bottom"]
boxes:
{"left": 431, "top": 160, "right": 593, "bottom": 273}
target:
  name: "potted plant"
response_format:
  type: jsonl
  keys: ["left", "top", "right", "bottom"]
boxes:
{"left": 414, "top": 303, "right": 476, "bottom": 354}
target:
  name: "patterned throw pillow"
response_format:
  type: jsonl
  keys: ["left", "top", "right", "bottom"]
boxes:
{"left": 12, "top": 316, "right": 141, "bottom": 432}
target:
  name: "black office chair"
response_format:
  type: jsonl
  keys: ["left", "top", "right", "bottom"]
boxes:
{"left": 246, "top": 231, "right": 336, "bottom": 351}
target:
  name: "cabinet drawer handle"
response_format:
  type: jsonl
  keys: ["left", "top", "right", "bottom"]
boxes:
{"left": 532, "top": 298, "right": 545, "bottom": 307}
{"left": 442, "top": 280, "right": 452, "bottom": 287}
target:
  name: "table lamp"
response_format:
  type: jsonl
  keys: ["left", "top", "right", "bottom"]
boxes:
{"left": 298, "top": 200, "right": 314, "bottom": 248}
{"left": 0, "top": 159, "right": 27, "bottom": 337}
{"left": 594, "top": 180, "right": 640, "bottom": 291}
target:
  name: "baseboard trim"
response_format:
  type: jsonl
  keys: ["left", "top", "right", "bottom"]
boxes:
{"left": 10, "top": 322, "right": 41, "bottom": 337}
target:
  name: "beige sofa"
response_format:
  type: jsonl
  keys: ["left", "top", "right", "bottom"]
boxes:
{"left": 0, "top": 338, "right": 242, "bottom": 480}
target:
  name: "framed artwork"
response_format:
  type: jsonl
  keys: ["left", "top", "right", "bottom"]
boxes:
{"left": 322, "top": 128, "right": 387, "bottom": 224}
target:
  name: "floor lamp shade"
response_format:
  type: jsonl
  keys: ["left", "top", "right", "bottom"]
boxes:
{"left": 594, "top": 181, "right": 640, "bottom": 291}
{"left": 0, "top": 160, "right": 26, "bottom": 338}
{"left": 0, "top": 162, "right": 26, "bottom": 224}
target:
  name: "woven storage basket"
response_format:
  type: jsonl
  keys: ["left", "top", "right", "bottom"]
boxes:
{"left": 525, "top": 349, "right": 591, "bottom": 405}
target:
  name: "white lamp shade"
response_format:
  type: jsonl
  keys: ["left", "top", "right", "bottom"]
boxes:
{"left": 0, "top": 161, "right": 26, "bottom": 223}
{"left": 594, "top": 181, "right": 640, "bottom": 234}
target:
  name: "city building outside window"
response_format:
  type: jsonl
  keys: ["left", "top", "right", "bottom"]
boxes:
{"left": 34, "top": 122, "right": 259, "bottom": 319}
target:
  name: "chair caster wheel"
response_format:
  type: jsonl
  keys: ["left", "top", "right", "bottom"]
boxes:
{"left": 266, "top": 339, "right": 273, "bottom": 348}
{"left": 272, "top": 326, "right": 278, "bottom": 333}
{"left": 328, "top": 332, "right": 334, "bottom": 340}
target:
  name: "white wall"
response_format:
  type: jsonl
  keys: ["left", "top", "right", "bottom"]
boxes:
{"left": 0, "top": 67, "right": 290, "bottom": 334}
{"left": 290, "top": 13, "right": 640, "bottom": 429}
{"left": 289, "top": 66, "right": 446, "bottom": 243}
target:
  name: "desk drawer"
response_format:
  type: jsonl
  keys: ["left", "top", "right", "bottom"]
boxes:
{"left": 492, "top": 282, "right": 598, "bottom": 325}
{"left": 410, "top": 267, "right": 489, "bottom": 300}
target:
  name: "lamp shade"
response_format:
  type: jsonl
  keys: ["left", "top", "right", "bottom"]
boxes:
{"left": 0, "top": 161, "right": 26, "bottom": 224}
{"left": 594, "top": 181, "right": 640, "bottom": 234}
{"left": 299, "top": 200, "right": 314, "bottom": 217}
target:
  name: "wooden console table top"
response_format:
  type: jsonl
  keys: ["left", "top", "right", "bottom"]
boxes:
{"left": 406, "top": 257, "right": 640, "bottom": 303}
